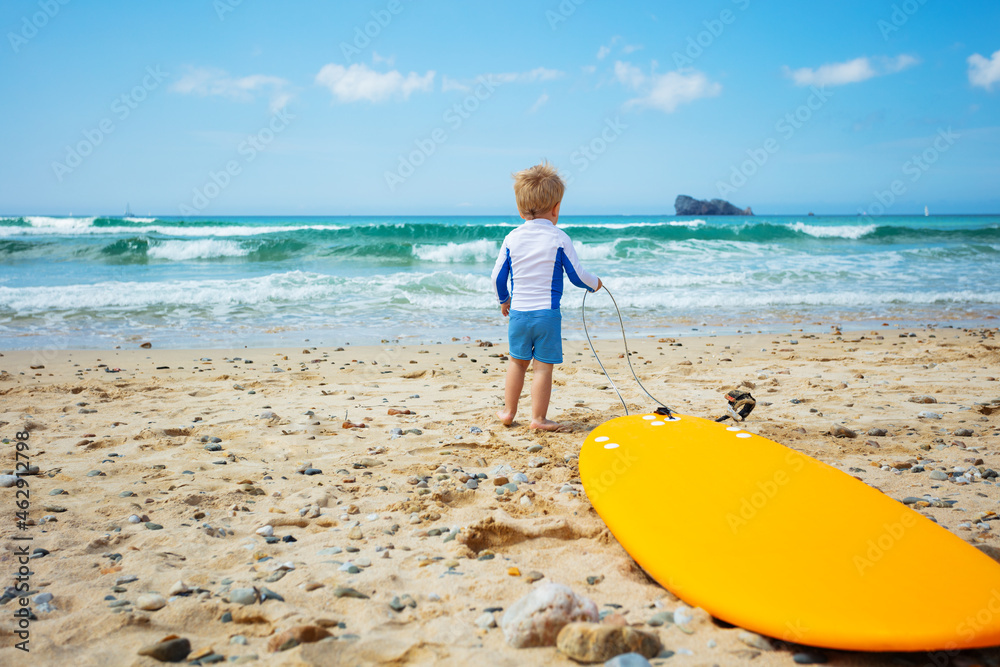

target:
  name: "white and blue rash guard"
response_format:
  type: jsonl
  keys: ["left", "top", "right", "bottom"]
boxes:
{"left": 491, "top": 219, "right": 601, "bottom": 311}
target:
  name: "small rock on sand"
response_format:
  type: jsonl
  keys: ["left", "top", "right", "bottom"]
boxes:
{"left": 267, "top": 625, "right": 331, "bottom": 652}
{"left": 475, "top": 612, "right": 497, "bottom": 629}
{"left": 501, "top": 582, "right": 598, "bottom": 648}
{"left": 137, "top": 637, "right": 190, "bottom": 662}
{"left": 555, "top": 622, "right": 662, "bottom": 662}
{"left": 830, "top": 425, "right": 857, "bottom": 438}
{"left": 605, "top": 654, "right": 653, "bottom": 667}
{"left": 737, "top": 629, "right": 775, "bottom": 651}
{"left": 168, "top": 581, "right": 190, "bottom": 596}
{"left": 136, "top": 593, "right": 167, "bottom": 611}
{"left": 229, "top": 588, "right": 258, "bottom": 605}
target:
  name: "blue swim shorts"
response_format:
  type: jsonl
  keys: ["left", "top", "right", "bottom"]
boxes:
{"left": 508, "top": 308, "right": 562, "bottom": 364}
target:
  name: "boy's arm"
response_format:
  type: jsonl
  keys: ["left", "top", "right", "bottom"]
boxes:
{"left": 490, "top": 240, "right": 513, "bottom": 311}
{"left": 559, "top": 240, "right": 601, "bottom": 292}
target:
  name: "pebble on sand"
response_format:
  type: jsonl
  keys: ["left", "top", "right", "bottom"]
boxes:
{"left": 501, "top": 582, "right": 599, "bottom": 648}
{"left": 604, "top": 654, "right": 653, "bottom": 667}
{"left": 555, "top": 622, "right": 662, "bottom": 662}
{"left": 229, "top": 588, "right": 258, "bottom": 605}
{"left": 168, "top": 581, "right": 190, "bottom": 596}
{"left": 267, "top": 625, "right": 331, "bottom": 652}
{"left": 136, "top": 593, "right": 167, "bottom": 611}
{"left": 137, "top": 637, "right": 191, "bottom": 662}
{"left": 475, "top": 612, "right": 497, "bottom": 629}
{"left": 333, "top": 586, "right": 369, "bottom": 599}
{"left": 737, "top": 629, "right": 775, "bottom": 651}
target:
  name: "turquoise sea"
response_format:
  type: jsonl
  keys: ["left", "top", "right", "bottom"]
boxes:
{"left": 0, "top": 214, "right": 997, "bottom": 349}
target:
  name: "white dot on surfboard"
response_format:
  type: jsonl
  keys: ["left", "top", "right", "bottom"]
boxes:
{"left": 726, "top": 426, "right": 742, "bottom": 432}
{"left": 736, "top": 433, "right": 751, "bottom": 438}
{"left": 595, "top": 436, "right": 609, "bottom": 443}
{"left": 651, "top": 421, "right": 665, "bottom": 426}
{"left": 643, "top": 415, "right": 656, "bottom": 420}
{"left": 604, "top": 443, "right": 619, "bottom": 449}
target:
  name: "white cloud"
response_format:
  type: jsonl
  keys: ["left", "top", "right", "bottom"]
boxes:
{"left": 622, "top": 44, "right": 643, "bottom": 55}
{"left": 528, "top": 93, "right": 549, "bottom": 113}
{"left": 443, "top": 67, "right": 564, "bottom": 92}
{"left": 615, "top": 61, "right": 721, "bottom": 112}
{"left": 266, "top": 92, "right": 292, "bottom": 115}
{"left": 784, "top": 57, "right": 875, "bottom": 86}
{"left": 968, "top": 49, "right": 1000, "bottom": 91}
{"left": 597, "top": 35, "right": 620, "bottom": 60}
{"left": 315, "top": 63, "right": 434, "bottom": 103}
{"left": 614, "top": 61, "right": 646, "bottom": 90}
{"left": 885, "top": 54, "right": 919, "bottom": 73}
{"left": 441, "top": 76, "right": 470, "bottom": 93}
{"left": 783, "top": 54, "right": 918, "bottom": 87}
{"left": 371, "top": 51, "right": 395, "bottom": 67}
{"left": 170, "top": 67, "right": 292, "bottom": 111}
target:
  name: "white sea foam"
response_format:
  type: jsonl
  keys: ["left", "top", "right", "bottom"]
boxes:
{"left": 413, "top": 240, "right": 499, "bottom": 263}
{"left": 25, "top": 216, "right": 97, "bottom": 229}
{"left": 786, "top": 222, "right": 877, "bottom": 239}
{"left": 124, "top": 217, "right": 156, "bottom": 223}
{"left": 147, "top": 240, "right": 250, "bottom": 261}
{"left": 5, "top": 264, "right": 994, "bottom": 318}
{"left": 605, "top": 288, "right": 1000, "bottom": 310}
{"left": 0, "top": 270, "right": 333, "bottom": 312}
{"left": 573, "top": 241, "right": 621, "bottom": 260}
{"left": 561, "top": 219, "right": 706, "bottom": 229}
{"left": 0, "top": 270, "right": 496, "bottom": 314}
{"left": 0, "top": 223, "right": 346, "bottom": 238}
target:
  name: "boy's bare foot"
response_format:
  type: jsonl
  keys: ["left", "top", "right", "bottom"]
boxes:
{"left": 530, "top": 418, "right": 570, "bottom": 432}
{"left": 497, "top": 410, "right": 515, "bottom": 426}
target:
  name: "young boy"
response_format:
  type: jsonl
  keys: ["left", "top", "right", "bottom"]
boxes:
{"left": 491, "top": 162, "right": 602, "bottom": 431}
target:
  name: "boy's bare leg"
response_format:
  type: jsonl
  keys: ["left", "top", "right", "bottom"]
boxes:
{"left": 528, "top": 360, "right": 565, "bottom": 431}
{"left": 498, "top": 357, "right": 530, "bottom": 425}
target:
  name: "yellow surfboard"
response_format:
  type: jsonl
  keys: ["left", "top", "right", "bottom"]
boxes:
{"left": 580, "top": 412, "right": 1000, "bottom": 651}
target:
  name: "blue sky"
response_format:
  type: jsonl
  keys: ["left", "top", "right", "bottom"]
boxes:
{"left": 1, "top": 0, "right": 998, "bottom": 216}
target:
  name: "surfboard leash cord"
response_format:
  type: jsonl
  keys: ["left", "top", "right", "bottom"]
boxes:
{"left": 582, "top": 286, "right": 757, "bottom": 423}
{"left": 581, "top": 285, "right": 673, "bottom": 417}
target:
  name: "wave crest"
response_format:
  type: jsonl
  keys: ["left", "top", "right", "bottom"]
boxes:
{"left": 786, "top": 222, "right": 876, "bottom": 239}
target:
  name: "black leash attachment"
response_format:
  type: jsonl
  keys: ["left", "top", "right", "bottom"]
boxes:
{"left": 715, "top": 389, "right": 756, "bottom": 423}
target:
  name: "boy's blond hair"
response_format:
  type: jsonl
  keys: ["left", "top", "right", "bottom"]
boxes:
{"left": 512, "top": 161, "right": 565, "bottom": 219}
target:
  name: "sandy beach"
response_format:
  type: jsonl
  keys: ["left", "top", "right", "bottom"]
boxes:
{"left": 1, "top": 326, "right": 998, "bottom": 666}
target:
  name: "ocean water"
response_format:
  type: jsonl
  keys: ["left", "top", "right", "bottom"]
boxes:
{"left": 0, "top": 214, "right": 997, "bottom": 350}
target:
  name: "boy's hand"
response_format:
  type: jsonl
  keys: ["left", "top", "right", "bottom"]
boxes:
{"left": 500, "top": 300, "right": 510, "bottom": 316}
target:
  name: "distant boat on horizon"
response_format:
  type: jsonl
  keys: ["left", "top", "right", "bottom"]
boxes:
{"left": 925, "top": 205, "right": 929, "bottom": 216}
{"left": 124, "top": 203, "right": 133, "bottom": 217}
